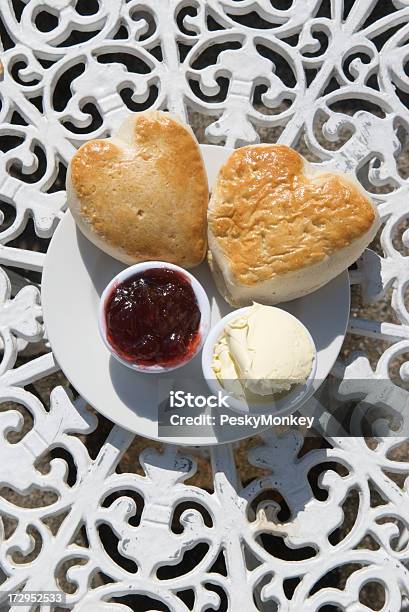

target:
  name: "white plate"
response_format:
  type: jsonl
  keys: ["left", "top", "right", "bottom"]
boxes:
{"left": 42, "top": 144, "right": 350, "bottom": 446}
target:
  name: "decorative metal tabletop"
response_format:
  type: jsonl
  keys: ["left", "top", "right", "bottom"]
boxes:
{"left": 1, "top": 0, "right": 409, "bottom": 610}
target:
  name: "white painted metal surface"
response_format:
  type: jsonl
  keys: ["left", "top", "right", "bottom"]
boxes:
{"left": 0, "top": 0, "right": 409, "bottom": 609}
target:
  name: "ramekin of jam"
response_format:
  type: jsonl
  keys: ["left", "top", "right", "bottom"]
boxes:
{"left": 98, "top": 262, "right": 211, "bottom": 372}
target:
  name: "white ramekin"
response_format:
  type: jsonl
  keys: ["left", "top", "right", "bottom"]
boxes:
{"left": 99, "top": 261, "right": 211, "bottom": 373}
{"left": 201, "top": 306, "right": 318, "bottom": 415}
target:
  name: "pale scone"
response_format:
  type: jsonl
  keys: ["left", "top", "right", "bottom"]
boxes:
{"left": 208, "top": 145, "right": 380, "bottom": 305}
{"left": 67, "top": 111, "right": 208, "bottom": 268}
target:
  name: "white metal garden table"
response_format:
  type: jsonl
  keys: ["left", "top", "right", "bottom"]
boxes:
{"left": 1, "top": 1, "right": 409, "bottom": 610}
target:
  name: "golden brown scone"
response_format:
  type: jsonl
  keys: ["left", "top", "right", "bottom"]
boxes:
{"left": 67, "top": 111, "right": 208, "bottom": 268}
{"left": 208, "top": 145, "right": 380, "bottom": 305}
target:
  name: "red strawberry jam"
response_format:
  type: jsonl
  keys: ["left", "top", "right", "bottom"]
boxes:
{"left": 105, "top": 268, "right": 201, "bottom": 367}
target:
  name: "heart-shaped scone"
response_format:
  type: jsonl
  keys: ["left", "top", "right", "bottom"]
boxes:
{"left": 208, "top": 145, "right": 380, "bottom": 305}
{"left": 67, "top": 111, "right": 208, "bottom": 268}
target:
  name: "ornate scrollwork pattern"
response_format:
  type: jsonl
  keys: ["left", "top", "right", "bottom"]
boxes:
{"left": 1, "top": 0, "right": 409, "bottom": 609}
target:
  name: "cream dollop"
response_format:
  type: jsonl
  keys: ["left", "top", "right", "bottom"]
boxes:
{"left": 212, "top": 303, "right": 314, "bottom": 398}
